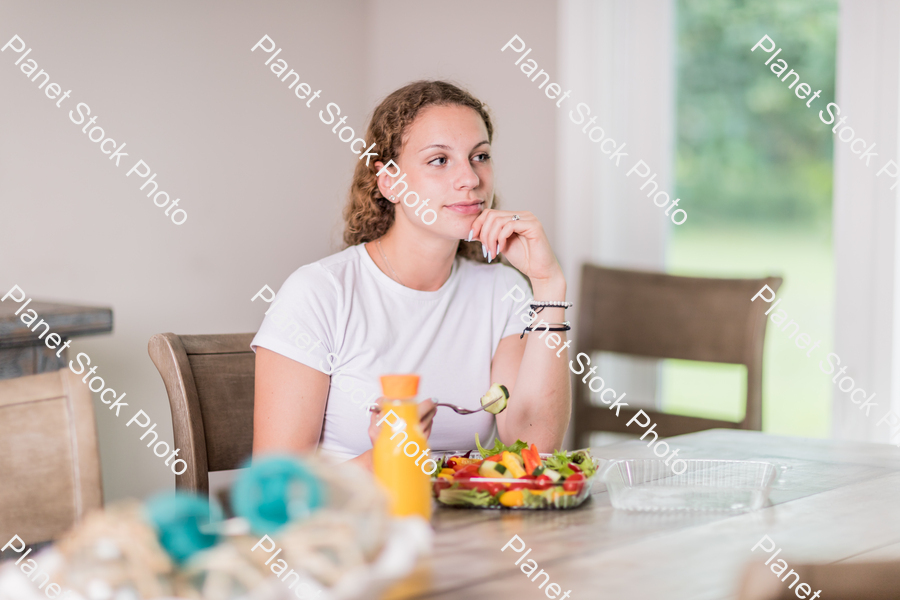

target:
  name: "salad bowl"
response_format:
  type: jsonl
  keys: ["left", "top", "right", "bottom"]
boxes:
{"left": 431, "top": 437, "right": 599, "bottom": 510}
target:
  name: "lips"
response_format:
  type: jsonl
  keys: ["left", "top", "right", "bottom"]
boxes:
{"left": 444, "top": 201, "right": 484, "bottom": 215}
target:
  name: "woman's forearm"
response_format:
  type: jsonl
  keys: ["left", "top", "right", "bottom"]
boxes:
{"left": 347, "top": 448, "right": 374, "bottom": 471}
{"left": 501, "top": 276, "right": 572, "bottom": 452}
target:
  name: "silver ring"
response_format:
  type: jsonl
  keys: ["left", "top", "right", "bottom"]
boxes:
{"left": 512, "top": 214, "right": 520, "bottom": 221}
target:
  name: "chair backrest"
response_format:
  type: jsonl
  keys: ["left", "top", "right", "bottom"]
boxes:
{"left": 574, "top": 264, "right": 782, "bottom": 445}
{"left": 0, "top": 368, "right": 103, "bottom": 545}
{"left": 738, "top": 560, "right": 900, "bottom": 599}
{"left": 148, "top": 333, "right": 256, "bottom": 496}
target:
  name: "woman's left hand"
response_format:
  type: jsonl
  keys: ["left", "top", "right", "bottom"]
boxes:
{"left": 367, "top": 398, "right": 437, "bottom": 446}
{"left": 471, "top": 210, "right": 563, "bottom": 285}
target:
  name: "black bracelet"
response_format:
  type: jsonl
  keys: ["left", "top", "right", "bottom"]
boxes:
{"left": 520, "top": 324, "right": 572, "bottom": 339}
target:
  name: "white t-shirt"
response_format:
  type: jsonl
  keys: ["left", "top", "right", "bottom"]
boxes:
{"left": 251, "top": 243, "right": 530, "bottom": 461}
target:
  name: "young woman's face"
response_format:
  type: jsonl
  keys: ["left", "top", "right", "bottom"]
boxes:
{"left": 388, "top": 104, "right": 494, "bottom": 238}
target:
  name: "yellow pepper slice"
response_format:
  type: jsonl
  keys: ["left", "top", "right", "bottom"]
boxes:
{"left": 499, "top": 490, "right": 524, "bottom": 507}
{"left": 551, "top": 490, "right": 577, "bottom": 502}
{"left": 500, "top": 451, "right": 527, "bottom": 479}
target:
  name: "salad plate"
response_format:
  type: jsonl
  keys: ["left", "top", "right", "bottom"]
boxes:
{"left": 431, "top": 436, "right": 599, "bottom": 510}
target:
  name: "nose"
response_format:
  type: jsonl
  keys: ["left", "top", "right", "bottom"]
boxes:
{"left": 454, "top": 160, "right": 480, "bottom": 191}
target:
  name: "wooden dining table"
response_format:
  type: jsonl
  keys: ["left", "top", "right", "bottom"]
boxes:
{"left": 380, "top": 429, "right": 900, "bottom": 600}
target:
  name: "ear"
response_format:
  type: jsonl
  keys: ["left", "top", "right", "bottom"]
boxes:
{"left": 373, "top": 161, "right": 398, "bottom": 204}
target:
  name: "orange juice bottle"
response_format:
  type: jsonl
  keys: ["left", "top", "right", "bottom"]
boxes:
{"left": 373, "top": 374, "right": 432, "bottom": 520}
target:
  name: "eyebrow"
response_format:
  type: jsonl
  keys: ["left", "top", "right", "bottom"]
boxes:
{"left": 419, "top": 140, "right": 490, "bottom": 153}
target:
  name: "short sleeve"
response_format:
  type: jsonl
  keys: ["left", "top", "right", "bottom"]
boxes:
{"left": 250, "top": 264, "right": 338, "bottom": 373}
{"left": 497, "top": 266, "right": 533, "bottom": 340}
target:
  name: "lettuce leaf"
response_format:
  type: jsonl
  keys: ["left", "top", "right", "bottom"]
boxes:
{"left": 569, "top": 450, "right": 597, "bottom": 478}
{"left": 543, "top": 449, "right": 598, "bottom": 478}
{"left": 474, "top": 433, "right": 528, "bottom": 458}
{"left": 438, "top": 488, "right": 499, "bottom": 507}
{"left": 543, "top": 450, "right": 575, "bottom": 477}
{"left": 522, "top": 489, "right": 550, "bottom": 508}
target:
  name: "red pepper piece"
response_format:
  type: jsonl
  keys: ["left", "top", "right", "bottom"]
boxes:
{"left": 522, "top": 446, "right": 542, "bottom": 476}
{"left": 454, "top": 464, "right": 480, "bottom": 478}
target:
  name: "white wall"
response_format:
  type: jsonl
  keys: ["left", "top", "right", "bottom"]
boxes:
{"left": 0, "top": 0, "right": 367, "bottom": 502}
{"left": 367, "top": 0, "right": 559, "bottom": 246}
{"left": 0, "top": 0, "right": 560, "bottom": 502}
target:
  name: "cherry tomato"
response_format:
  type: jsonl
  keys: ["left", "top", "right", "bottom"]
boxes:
{"left": 563, "top": 472, "right": 585, "bottom": 493}
{"left": 456, "top": 470, "right": 503, "bottom": 495}
{"left": 509, "top": 475, "right": 538, "bottom": 491}
{"left": 433, "top": 479, "right": 452, "bottom": 494}
{"left": 534, "top": 475, "right": 554, "bottom": 490}
{"left": 468, "top": 479, "right": 504, "bottom": 495}
{"left": 568, "top": 463, "right": 582, "bottom": 473}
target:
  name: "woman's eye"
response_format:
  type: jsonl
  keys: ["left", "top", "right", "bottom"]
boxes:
{"left": 473, "top": 153, "right": 491, "bottom": 162}
{"left": 429, "top": 156, "right": 447, "bottom": 166}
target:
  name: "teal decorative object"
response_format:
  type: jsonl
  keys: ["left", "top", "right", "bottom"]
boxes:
{"left": 232, "top": 456, "right": 324, "bottom": 534}
{"left": 144, "top": 493, "right": 221, "bottom": 563}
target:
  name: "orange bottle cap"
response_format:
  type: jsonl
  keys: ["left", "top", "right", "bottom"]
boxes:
{"left": 380, "top": 374, "right": 419, "bottom": 399}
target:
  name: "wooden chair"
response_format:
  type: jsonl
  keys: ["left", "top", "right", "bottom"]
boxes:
{"left": 573, "top": 264, "right": 782, "bottom": 448}
{"left": 738, "top": 560, "right": 900, "bottom": 599}
{"left": 0, "top": 368, "right": 103, "bottom": 546}
{"left": 148, "top": 333, "right": 255, "bottom": 497}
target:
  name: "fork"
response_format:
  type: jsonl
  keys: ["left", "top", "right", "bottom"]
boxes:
{"left": 367, "top": 396, "right": 503, "bottom": 416}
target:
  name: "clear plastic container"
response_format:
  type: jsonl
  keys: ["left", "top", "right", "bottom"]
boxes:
{"left": 431, "top": 453, "right": 599, "bottom": 510}
{"left": 600, "top": 459, "right": 787, "bottom": 512}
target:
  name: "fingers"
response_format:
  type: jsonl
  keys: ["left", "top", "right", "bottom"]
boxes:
{"left": 421, "top": 409, "right": 436, "bottom": 437}
{"left": 367, "top": 406, "right": 381, "bottom": 446}
{"left": 368, "top": 398, "right": 437, "bottom": 443}
{"left": 481, "top": 211, "right": 534, "bottom": 261}
{"left": 418, "top": 398, "right": 436, "bottom": 416}
{"left": 469, "top": 209, "right": 492, "bottom": 240}
{"left": 472, "top": 210, "right": 504, "bottom": 261}
{"left": 485, "top": 213, "right": 516, "bottom": 261}
{"left": 419, "top": 398, "right": 436, "bottom": 438}
{"left": 421, "top": 405, "right": 437, "bottom": 423}
{"left": 496, "top": 219, "right": 521, "bottom": 255}
{"left": 419, "top": 399, "right": 436, "bottom": 424}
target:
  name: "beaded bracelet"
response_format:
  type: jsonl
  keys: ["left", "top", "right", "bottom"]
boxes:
{"left": 530, "top": 301, "right": 573, "bottom": 314}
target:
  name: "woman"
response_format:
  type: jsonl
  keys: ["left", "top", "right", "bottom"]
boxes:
{"left": 252, "top": 81, "right": 571, "bottom": 469}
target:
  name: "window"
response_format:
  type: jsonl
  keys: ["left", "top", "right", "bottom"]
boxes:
{"left": 665, "top": 0, "right": 839, "bottom": 437}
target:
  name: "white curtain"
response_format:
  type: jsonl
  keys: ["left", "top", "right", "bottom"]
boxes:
{"left": 832, "top": 0, "right": 900, "bottom": 444}
{"left": 557, "top": 0, "right": 675, "bottom": 411}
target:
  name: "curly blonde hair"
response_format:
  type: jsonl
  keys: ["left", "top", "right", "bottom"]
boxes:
{"left": 342, "top": 80, "right": 496, "bottom": 262}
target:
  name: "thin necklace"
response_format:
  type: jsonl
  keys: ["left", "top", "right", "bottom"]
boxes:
{"left": 377, "top": 239, "right": 405, "bottom": 286}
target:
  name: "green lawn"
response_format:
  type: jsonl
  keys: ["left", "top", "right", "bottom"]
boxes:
{"left": 662, "top": 224, "right": 833, "bottom": 438}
